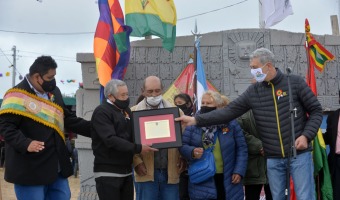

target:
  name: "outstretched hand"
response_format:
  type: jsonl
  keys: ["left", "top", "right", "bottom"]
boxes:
{"left": 175, "top": 115, "right": 197, "bottom": 127}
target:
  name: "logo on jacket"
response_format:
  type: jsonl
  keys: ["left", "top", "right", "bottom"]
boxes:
{"left": 276, "top": 89, "right": 287, "bottom": 100}
{"left": 48, "top": 93, "right": 55, "bottom": 102}
{"left": 222, "top": 127, "right": 229, "bottom": 134}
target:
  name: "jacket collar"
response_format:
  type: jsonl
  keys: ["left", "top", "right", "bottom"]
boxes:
{"left": 263, "top": 68, "right": 284, "bottom": 86}
{"left": 134, "top": 98, "right": 174, "bottom": 111}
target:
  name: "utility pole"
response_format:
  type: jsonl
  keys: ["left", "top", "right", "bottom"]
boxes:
{"left": 12, "top": 45, "right": 16, "bottom": 87}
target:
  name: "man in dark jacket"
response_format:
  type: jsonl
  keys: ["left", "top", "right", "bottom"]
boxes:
{"left": 0, "top": 56, "right": 91, "bottom": 200}
{"left": 176, "top": 48, "right": 322, "bottom": 200}
{"left": 91, "top": 79, "right": 157, "bottom": 200}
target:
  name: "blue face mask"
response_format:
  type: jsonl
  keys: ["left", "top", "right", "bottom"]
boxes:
{"left": 250, "top": 64, "right": 268, "bottom": 82}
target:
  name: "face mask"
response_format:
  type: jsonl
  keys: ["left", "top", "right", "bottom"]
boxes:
{"left": 146, "top": 95, "right": 162, "bottom": 107}
{"left": 176, "top": 104, "right": 193, "bottom": 116}
{"left": 40, "top": 76, "right": 56, "bottom": 92}
{"left": 200, "top": 106, "right": 216, "bottom": 114}
{"left": 250, "top": 64, "right": 268, "bottom": 82}
{"left": 114, "top": 98, "right": 130, "bottom": 109}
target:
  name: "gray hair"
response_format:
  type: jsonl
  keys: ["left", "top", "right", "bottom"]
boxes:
{"left": 202, "top": 90, "right": 223, "bottom": 107}
{"left": 249, "top": 48, "right": 275, "bottom": 65}
{"left": 104, "top": 79, "right": 127, "bottom": 98}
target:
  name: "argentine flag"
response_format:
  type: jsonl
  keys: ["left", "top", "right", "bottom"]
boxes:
{"left": 195, "top": 38, "right": 208, "bottom": 110}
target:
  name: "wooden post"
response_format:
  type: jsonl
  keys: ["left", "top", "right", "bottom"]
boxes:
{"left": 330, "top": 15, "right": 340, "bottom": 35}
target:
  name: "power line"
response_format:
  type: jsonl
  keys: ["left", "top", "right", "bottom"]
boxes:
{"left": 18, "top": 55, "right": 76, "bottom": 62}
{"left": 0, "top": 0, "right": 249, "bottom": 35}
{"left": 0, "top": 54, "right": 12, "bottom": 57}
{"left": 178, "top": 0, "right": 249, "bottom": 21}
{"left": 0, "top": 48, "right": 13, "bottom": 65}
{"left": 18, "top": 50, "right": 75, "bottom": 59}
{"left": 0, "top": 29, "right": 93, "bottom": 35}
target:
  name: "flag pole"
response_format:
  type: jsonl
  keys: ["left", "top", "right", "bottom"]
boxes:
{"left": 305, "top": 29, "right": 312, "bottom": 93}
{"left": 304, "top": 20, "right": 321, "bottom": 200}
{"left": 191, "top": 20, "right": 199, "bottom": 113}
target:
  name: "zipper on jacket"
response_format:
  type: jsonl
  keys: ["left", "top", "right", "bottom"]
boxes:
{"left": 269, "top": 82, "right": 285, "bottom": 157}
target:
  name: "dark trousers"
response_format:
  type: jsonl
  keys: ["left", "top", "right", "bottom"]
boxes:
{"left": 332, "top": 156, "right": 340, "bottom": 200}
{"left": 244, "top": 184, "right": 272, "bottom": 200}
{"left": 179, "top": 171, "right": 190, "bottom": 200}
{"left": 214, "top": 173, "right": 226, "bottom": 200}
{"left": 95, "top": 176, "right": 133, "bottom": 200}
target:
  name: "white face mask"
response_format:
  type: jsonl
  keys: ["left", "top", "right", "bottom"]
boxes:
{"left": 146, "top": 95, "right": 162, "bottom": 106}
{"left": 250, "top": 64, "right": 268, "bottom": 82}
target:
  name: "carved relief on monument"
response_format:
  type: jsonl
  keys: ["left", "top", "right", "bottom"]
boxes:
{"left": 325, "top": 60, "right": 337, "bottom": 79}
{"left": 159, "top": 48, "right": 172, "bottom": 64}
{"left": 147, "top": 64, "right": 160, "bottom": 77}
{"left": 327, "top": 79, "right": 339, "bottom": 96}
{"left": 125, "top": 79, "right": 137, "bottom": 96}
{"left": 124, "top": 63, "right": 136, "bottom": 80}
{"left": 297, "top": 46, "right": 308, "bottom": 77}
{"left": 323, "top": 46, "right": 338, "bottom": 98}
{"left": 159, "top": 64, "right": 172, "bottom": 80}
{"left": 172, "top": 47, "right": 185, "bottom": 64}
{"left": 317, "top": 79, "right": 326, "bottom": 96}
{"left": 222, "top": 62, "right": 231, "bottom": 96}
{"left": 129, "top": 47, "right": 135, "bottom": 64}
{"left": 237, "top": 41, "right": 256, "bottom": 61}
{"left": 323, "top": 96, "right": 333, "bottom": 110}
{"left": 226, "top": 31, "right": 265, "bottom": 96}
{"left": 135, "top": 80, "right": 144, "bottom": 96}
{"left": 210, "top": 63, "right": 223, "bottom": 80}
{"left": 271, "top": 46, "right": 285, "bottom": 72}
{"left": 135, "top": 48, "right": 146, "bottom": 64}
{"left": 209, "top": 47, "right": 222, "bottom": 63}
{"left": 147, "top": 48, "right": 160, "bottom": 64}
{"left": 285, "top": 46, "right": 298, "bottom": 73}
{"left": 135, "top": 64, "right": 148, "bottom": 80}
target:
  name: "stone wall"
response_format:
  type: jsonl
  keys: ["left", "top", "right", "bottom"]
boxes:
{"left": 75, "top": 29, "right": 340, "bottom": 199}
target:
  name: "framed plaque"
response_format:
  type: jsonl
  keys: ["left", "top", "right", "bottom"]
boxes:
{"left": 132, "top": 107, "right": 182, "bottom": 149}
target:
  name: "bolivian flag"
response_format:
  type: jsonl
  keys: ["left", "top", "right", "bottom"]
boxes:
{"left": 163, "top": 58, "right": 217, "bottom": 105}
{"left": 305, "top": 19, "right": 334, "bottom": 72}
{"left": 125, "top": 0, "right": 177, "bottom": 52}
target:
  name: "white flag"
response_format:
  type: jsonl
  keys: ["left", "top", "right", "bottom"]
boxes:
{"left": 260, "top": 0, "right": 293, "bottom": 28}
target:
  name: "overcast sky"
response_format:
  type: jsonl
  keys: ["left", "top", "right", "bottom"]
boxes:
{"left": 0, "top": 0, "right": 338, "bottom": 98}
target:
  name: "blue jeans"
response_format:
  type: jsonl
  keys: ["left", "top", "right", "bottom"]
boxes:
{"left": 267, "top": 151, "right": 315, "bottom": 200}
{"left": 14, "top": 174, "right": 71, "bottom": 200}
{"left": 135, "top": 169, "right": 179, "bottom": 200}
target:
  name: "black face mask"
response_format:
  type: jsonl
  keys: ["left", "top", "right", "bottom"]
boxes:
{"left": 40, "top": 76, "right": 56, "bottom": 92}
{"left": 176, "top": 104, "right": 193, "bottom": 116}
{"left": 200, "top": 106, "right": 216, "bottom": 114}
{"left": 114, "top": 98, "right": 130, "bottom": 109}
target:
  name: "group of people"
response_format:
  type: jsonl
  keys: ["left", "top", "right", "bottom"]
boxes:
{"left": 0, "top": 47, "right": 334, "bottom": 200}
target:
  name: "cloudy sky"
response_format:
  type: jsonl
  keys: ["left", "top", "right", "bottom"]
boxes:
{"left": 0, "top": 0, "right": 338, "bottom": 98}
